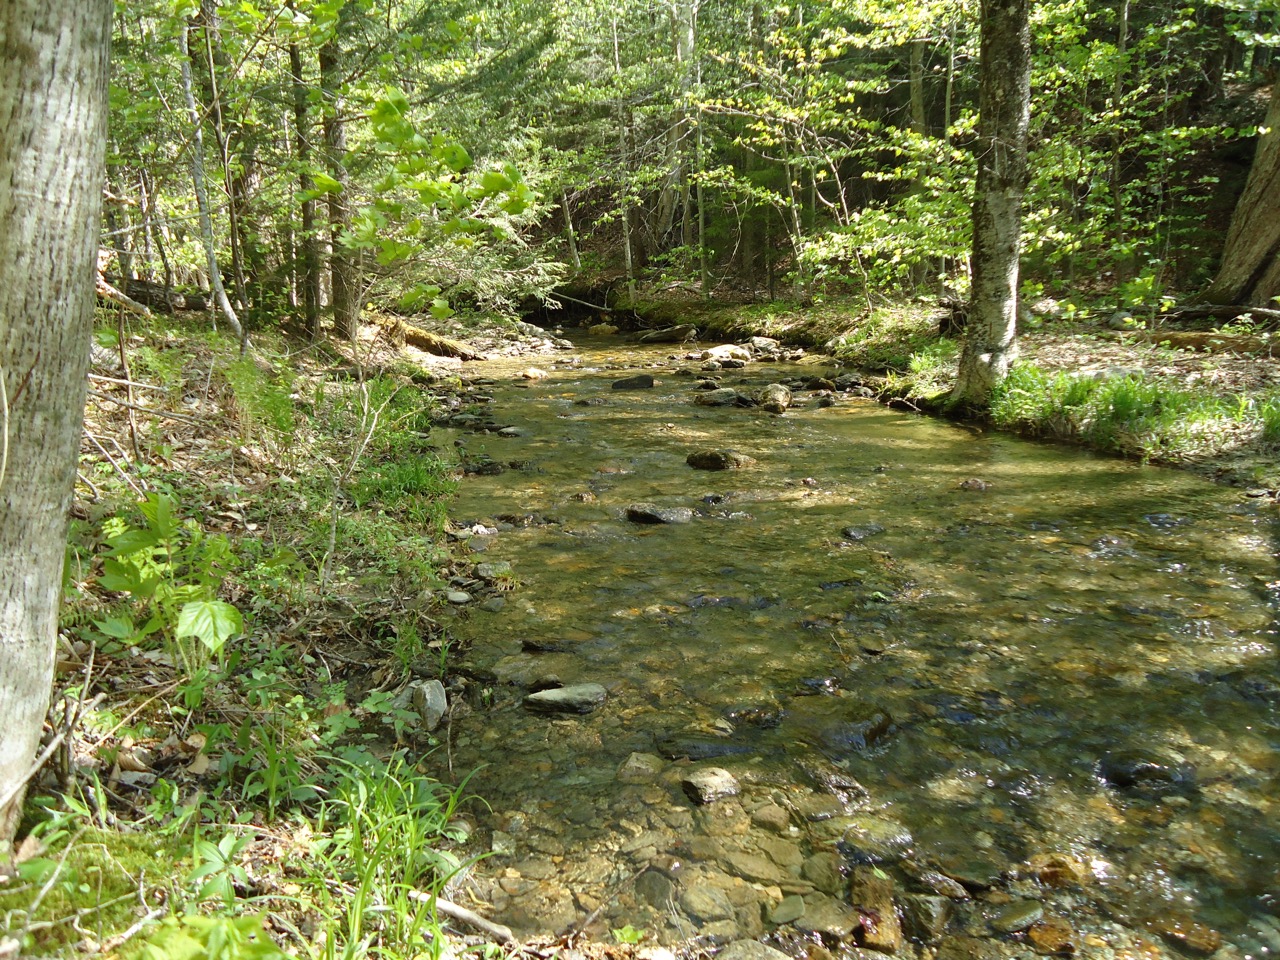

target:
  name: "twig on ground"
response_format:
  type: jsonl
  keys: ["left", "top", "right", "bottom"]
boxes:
{"left": 88, "top": 373, "right": 170, "bottom": 393}
{"left": 87, "top": 390, "right": 203, "bottom": 424}
{"left": 83, "top": 428, "right": 146, "bottom": 497}
{"left": 407, "top": 890, "right": 515, "bottom": 944}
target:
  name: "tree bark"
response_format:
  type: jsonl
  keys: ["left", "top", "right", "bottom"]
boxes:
{"left": 288, "top": 28, "right": 321, "bottom": 338}
{"left": 953, "top": 0, "right": 1031, "bottom": 408}
{"left": 0, "top": 0, "right": 111, "bottom": 844}
{"left": 319, "top": 10, "right": 360, "bottom": 342}
{"left": 180, "top": 23, "right": 248, "bottom": 353}
{"left": 1201, "top": 82, "right": 1280, "bottom": 307}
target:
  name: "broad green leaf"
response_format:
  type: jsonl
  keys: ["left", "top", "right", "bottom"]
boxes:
{"left": 312, "top": 172, "right": 342, "bottom": 194}
{"left": 429, "top": 298, "right": 455, "bottom": 320}
{"left": 176, "top": 601, "right": 244, "bottom": 655}
{"left": 438, "top": 143, "right": 472, "bottom": 173}
{"left": 93, "top": 616, "right": 136, "bottom": 640}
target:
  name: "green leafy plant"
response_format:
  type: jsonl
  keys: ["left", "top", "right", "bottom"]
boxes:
{"left": 94, "top": 494, "right": 243, "bottom": 703}
{"left": 189, "top": 831, "right": 254, "bottom": 907}
{"left": 612, "top": 924, "right": 646, "bottom": 945}
{"left": 141, "top": 914, "right": 288, "bottom": 960}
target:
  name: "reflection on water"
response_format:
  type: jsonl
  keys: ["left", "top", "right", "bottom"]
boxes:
{"left": 431, "top": 339, "right": 1280, "bottom": 953}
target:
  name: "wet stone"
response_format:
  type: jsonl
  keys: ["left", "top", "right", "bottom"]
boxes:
{"left": 626, "top": 503, "right": 695, "bottom": 525}
{"left": 635, "top": 869, "right": 677, "bottom": 908}
{"left": 750, "top": 803, "right": 791, "bottom": 834}
{"left": 688, "top": 450, "right": 757, "bottom": 471}
{"left": 613, "top": 373, "right": 656, "bottom": 390}
{"left": 695, "top": 387, "right": 741, "bottom": 406}
{"left": 683, "top": 767, "right": 741, "bottom": 805}
{"left": 497, "top": 426, "right": 527, "bottom": 437}
{"left": 658, "top": 734, "right": 756, "bottom": 761}
{"left": 447, "top": 590, "right": 473, "bottom": 604}
{"left": 989, "top": 899, "right": 1043, "bottom": 934}
{"left": 723, "top": 850, "right": 786, "bottom": 884}
{"left": 759, "top": 383, "right": 792, "bottom": 414}
{"left": 617, "top": 752, "right": 665, "bottom": 783}
{"left": 475, "top": 561, "right": 513, "bottom": 580}
{"left": 802, "top": 852, "right": 844, "bottom": 896}
{"left": 1027, "top": 915, "right": 1076, "bottom": 955}
{"left": 793, "top": 894, "right": 859, "bottom": 940}
{"left": 902, "top": 894, "right": 951, "bottom": 943}
{"left": 680, "top": 886, "right": 736, "bottom": 923}
{"left": 841, "top": 523, "right": 886, "bottom": 542}
{"left": 523, "top": 682, "right": 608, "bottom": 714}
{"left": 410, "top": 679, "right": 448, "bottom": 732}
{"left": 770, "top": 895, "right": 806, "bottom": 925}
{"left": 716, "top": 942, "right": 793, "bottom": 960}
{"left": 849, "top": 866, "right": 903, "bottom": 954}
{"left": 1147, "top": 914, "right": 1223, "bottom": 954}
{"left": 794, "top": 794, "right": 845, "bottom": 822}
{"left": 826, "top": 815, "right": 914, "bottom": 865}
{"left": 1097, "top": 747, "right": 1195, "bottom": 794}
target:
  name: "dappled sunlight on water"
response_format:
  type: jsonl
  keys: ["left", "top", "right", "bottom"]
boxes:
{"left": 428, "top": 338, "right": 1280, "bottom": 953}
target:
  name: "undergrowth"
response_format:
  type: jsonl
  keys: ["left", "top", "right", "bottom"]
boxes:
{"left": 4, "top": 313, "right": 476, "bottom": 959}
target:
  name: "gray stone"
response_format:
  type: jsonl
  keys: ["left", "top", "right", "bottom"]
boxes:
{"left": 758, "top": 383, "right": 791, "bottom": 414}
{"left": 793, "top": 894, "right": 859, "bottom": 939}
{"left": 769, "top": 895, "right": 806, "bottom": 925}
{"left": 750, "top": 803, "right": 791, "bottom": 834}
{"left": 825, "top": 815, "right": 914, "bottom": 864}
{"left": 497, "top": 426, "right": 527, "bottom": 437}
{"left": 613, "top": 374, "right": 656, "bottom": 390}
{"left": 841, "top": 523, "right": 886, "bottom": 542}
{"left": 849, "top": 866, "right": 903, "bottom": 953}
{"left": 475, "top": 561, "right": 513, "bottom": 580}
{"left": 716, "top": 942, "right": 792, "bottom": 960}
{"left": 990, "top": 899, "right": 1044, "bottom": 934}
{"left": 902, "top": 894, "right": 951, "bottom": 943}
{"left": 635, "top": 869, "right": 676, "bottom": 908}
{"left": 722, "top": 850, "right": 785, "bottom": 884}
{"left": 446, "top": 590, "right": 472, "bottom": 604}
{"left": 748, "top": 337, "right": 782, "bottom": 356}
{"left": 626, "top": 503, "right": 694, "bottom": 525}
{"left": 680, "top": 885, "right": 736, "bottom": 922}
{"left": 683, "top": 767, "right": 740, "bottom": 804}
{"left": 479, "top": 597, "right": 507, "bottom": 613}
{"left": 523, "top": 683, "right": 608, "bottom": 715}
{"left": 687, "top": 450, "right": 757, "bottom": 471}
{"left": 617, "top": 752, "right": 665, "bottom": 784}
{"left": 694, "top": 387, "right": 741, "bottom": 406}
{"left": 802, "top": 852, "right": 844, "bottom": 896}
{"left": 410, "top": 679, "right": 448, "bottom": 732}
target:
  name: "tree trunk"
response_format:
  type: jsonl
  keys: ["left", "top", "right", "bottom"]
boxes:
{"left": 953, "top": 0, "right": 1031, "bottom": 408}
{"left": 288, "top": 28, "right": 321, "bottom": 337}
{"left": 319, "top": 11, "right": 360, "bottom": 342}
{"left": 180, "top": 22, "right": 248, "bottom": 353}
{"left": 0, "top": 0, "right": 111, "bottom": 844}
{"left": 1201, "top": 82, "right": 1280, "bottom": 307}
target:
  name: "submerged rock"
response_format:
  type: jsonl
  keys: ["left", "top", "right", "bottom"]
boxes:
{"left": 990, "top": 899, "right": 1044, "bottom": 934}
{"left": 657, "top": 734, "right": 756, "bottom": 761}
{"left": 1097, "top": 747, "right": 1195, "bottom": 794}
{"left": 695, "top": 387, "right": 742, "bottom": 407}
{"left": 523, "top": 682, "right": 608, "bottom": 714}
{"left": 613, "top": 373, "right": 656, "bottom": 390}
{"left": 626, "top": 503, "right": 695, "bottom": 524}
{"left": 842, "top": 522, "right": 886, "bottom": 542}
{"left": 902, "top": 894, "right": 952, "bottom": 943}
{"left": 682, "top": 766, "right": 740, "bottom": 804}
{"left": 831, "top": 815, "right": 915, "bottom": 864}
{"left": 688, "top": 450, "right": 757, "bottom": 471}
{"left": 849, "top": 866, "right": 904, "bottom": 953}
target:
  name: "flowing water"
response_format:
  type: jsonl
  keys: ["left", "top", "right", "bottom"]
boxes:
{"left": 427, "top": 336, "right": 1280, "bottom": 958}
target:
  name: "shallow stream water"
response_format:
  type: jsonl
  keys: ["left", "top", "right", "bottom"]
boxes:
{"left": 428, "top": 336, "right": 1280, "bottom": 959}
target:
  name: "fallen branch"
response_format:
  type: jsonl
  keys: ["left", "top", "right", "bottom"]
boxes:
{"left": 96, "top": 274, "right": 154, "bottom": 319}
{"left": 87, "top": 390, "right": 203, "bottom": 424}
{"left": 381, "top": 317, "right": 487, "bottom": 360}
{"left": 407, "top": 891, "right": 515, "bottom": 944}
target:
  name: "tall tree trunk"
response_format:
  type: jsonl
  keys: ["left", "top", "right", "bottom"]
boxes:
{"left": 1201, "top": 82, "right": 1280, "bottom": 307}
{"left": 953, "top": 0, "right": 1031, "bottom": 407}
{"left": 288, "top": 26, "right": 321, "bottom": 337}
{"left": 612, "top": 17, "right": 638, "bottom": 305}
{"left": 319, "top": 13, "right": 359, "bottom": 342}
{"left": 180, "top": 22, "right": 248, "bottom": 353}
{"left": 0, "top": 0, "right": 111, "bottom": 844}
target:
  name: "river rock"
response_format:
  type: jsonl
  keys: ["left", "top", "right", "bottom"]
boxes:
{"left": 720, "top": 357, "right": 748, "bottom": 369}
{"left": 640, "top": 324, "right": 697, "bottom": 343}
{"left": 801, "top": 852, "right": 844, "bottom": 895}
{"left": 703, "top": 344, "right": 751, "bottom": 362}
{"left": 657, "top": 734, "right": 756, "bottom": 761}
{"left": 770, "top": 895, "right": 806, "bottom": 925}
{"left": 1097, "top": 747, "right": 1195, "bottom": 794}
{"left": 613, "top": 373, "right": 656, "bottom": 390}
{"left": 635, "top": 869, "right": 676, "bottom": 908}
{"left": 520, "top": 367, "right": 549, "bottom": 380}
{"left": 794, "top": 894, "right": 859, "bottom": 939}
{"left": 682, "top": 767, "right": 740, "bottom": 804}
{"left": 410, "top": 679, "right": 448, "bottom": 732}
{"left": 475, "top": 561, "right": 513, "bottom": 581}
{"left": 723, "top": 850, "right": 786, "bottom": 884}
{"left": 680, "top": 886, "right": 736, "bottom": 922}
{"left": 617, "top": 752, "right": 665, "bottom": 783}
{"left": 446, "top": 590, "right": 473, "bottom": 604}
{"left": 989, "top": 899, "right": 1043, "bottom": 934}
{"left": 688, "top": 450, "right": 757, "bottom": 470}
{"left": 523, "top": 683, "right": 608, "bottom": 714}
{"left": 902, "top": 895, "right": 951, "bottom": 943}
{"left": 830, "top": 815, "right": 914, "bottom": 864}
{"left": 626, "top": 503, "right": 695, "bottom": 525}
{"left": 750, "top": 803, "right": 791, "bottom": 833}
{"left": 758, "top": 383, "right": 791, "bottom": 413}
{"left": 748, "top": 336, "right": 782, "bottom": 357}
{"left": 849, "top": 866, "right": 903, "bottom": 953}
{"left": 497, "top": 426, "right": 527, "bottom": 437}
{"left": 718, "top": 943, "right": 792, "bottom": 960}
{"left": 695, "top": 387, "right": 742, "bottom": 406}
{"left": 590, "top": 322, "right": 618, "bottom": 335}
{"left": 1027, "top": 916, "right": 1076, "bottom": 955}
{"left": 819, "top": 707, "right": 894, "bottom": 754}
{"left": 842, "top": 523, "right": 886, "bottom": 542}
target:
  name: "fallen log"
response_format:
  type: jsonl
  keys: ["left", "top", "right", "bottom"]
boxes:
{"left": 382, "top": 317, "right": 487, "bottom": 360}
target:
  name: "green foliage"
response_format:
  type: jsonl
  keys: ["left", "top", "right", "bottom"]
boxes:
{"left": 189, "top": 832, "right": 254, "bottom": 907}
{"left": 827, "top": 306, "right": 940, "bottom": 371}
{"left": 141, "top": 914, "right": 288, "bottom": 960}
{"left": 95, "top": 494, "right": 244, "bottom": 699}
{"left": 611, "top": 925, "right": 646, "bottom": 945}
{"left": 223, "top": 356, "right": 295, "bottom": 448}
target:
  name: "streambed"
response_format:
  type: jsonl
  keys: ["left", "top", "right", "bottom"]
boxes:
{"left": 427, "top": 335, "right": 1280, "bottom": 959}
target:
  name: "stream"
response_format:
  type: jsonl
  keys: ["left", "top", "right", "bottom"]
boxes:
{"left": 425, "top": 334, "right": 1280, "bottom": 959}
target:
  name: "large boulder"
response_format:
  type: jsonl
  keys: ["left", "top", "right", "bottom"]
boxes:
{"left": 687, "top": 450, "right": 756, "bottom": 470}
{"left": 626, "top": 503, "right": 695, "bottom": 524}
{"left": 524, "top": 683, "right": 608, "bottom": 714}
{"left": 758, "top": 383, "right": 791, "bottom": 413}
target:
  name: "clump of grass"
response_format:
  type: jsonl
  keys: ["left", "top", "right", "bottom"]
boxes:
{"left": 828, "top": 304, "right": 939, "bottom": 371}
{"left": 990, "top": 363, "right": 1277, "bottom": 461}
